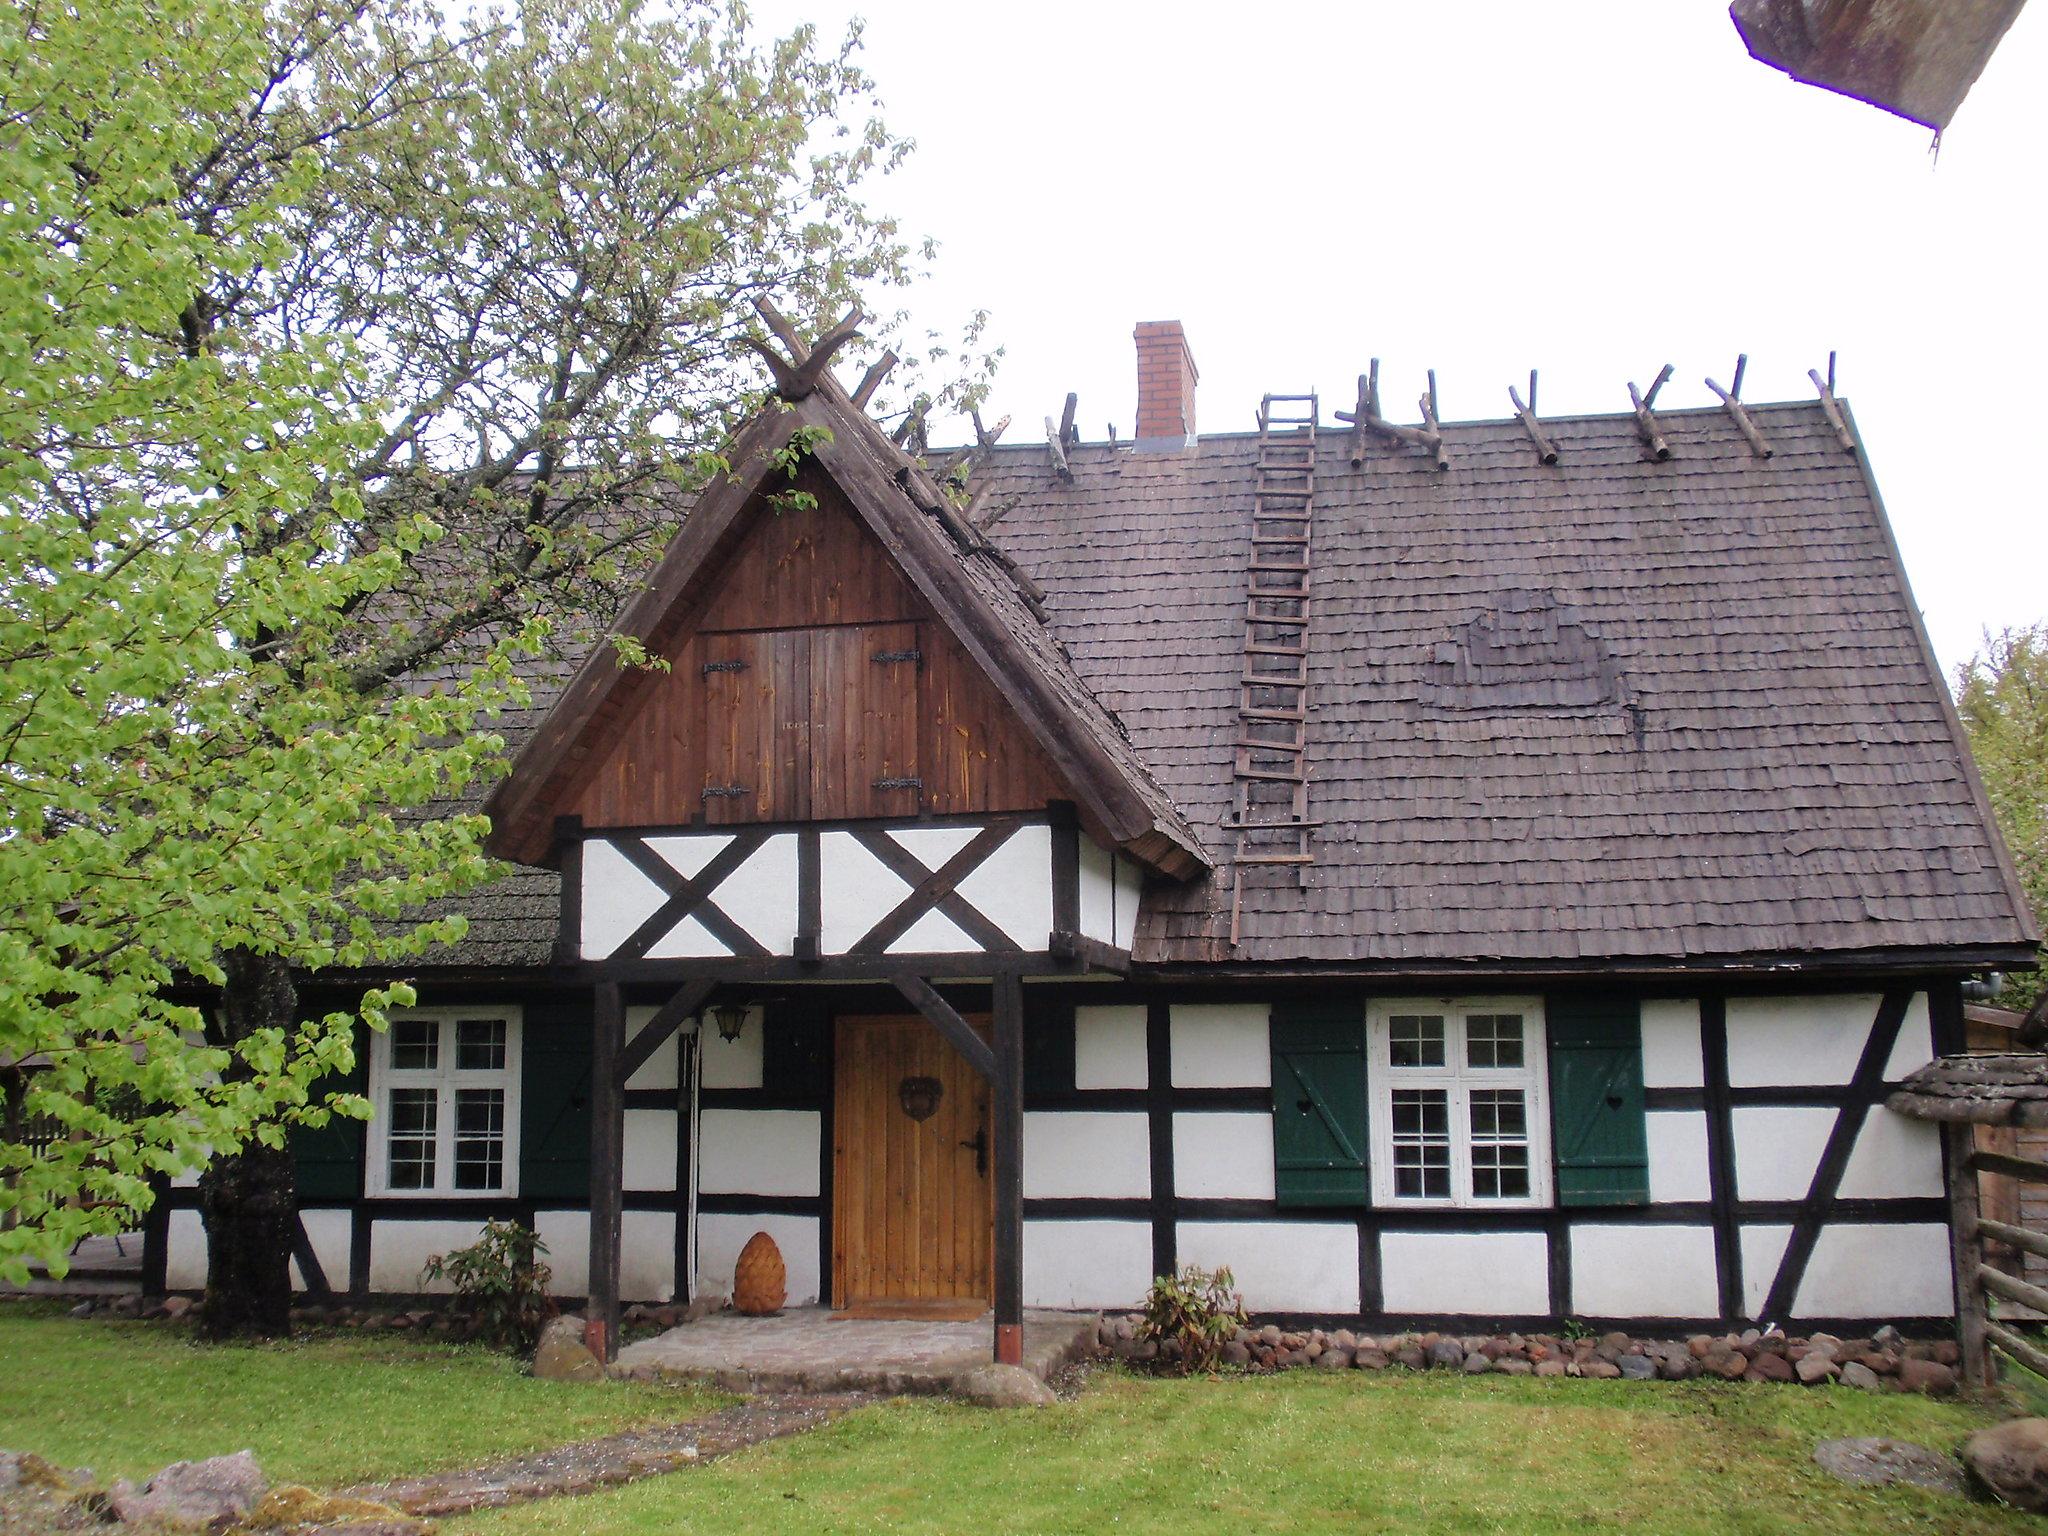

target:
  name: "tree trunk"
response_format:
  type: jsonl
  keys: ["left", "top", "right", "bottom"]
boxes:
{"left": 198, "top": 948, "right": 299, "bottom": 1338}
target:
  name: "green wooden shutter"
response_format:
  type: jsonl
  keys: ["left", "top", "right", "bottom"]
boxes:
{"left": 292, "top": 1023, "right": 368, "bottom": 1200}
{"left": 520, "top": 1000, "right": 594, "bottom": 1200}
{"left": 1546, "top": 996, "right": 1649, "bottom": 1206}
{"left": 1270, "top": 1002, "right": 1368, "bottom": 1207}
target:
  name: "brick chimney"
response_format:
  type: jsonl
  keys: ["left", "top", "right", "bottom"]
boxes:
{"left": 1133, "top": 320, "right": 1198, "bottom": 447}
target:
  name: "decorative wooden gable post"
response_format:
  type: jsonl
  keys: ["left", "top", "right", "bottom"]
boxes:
{"left": 481, "top": 305, "right": 1205, "bottom": 1364}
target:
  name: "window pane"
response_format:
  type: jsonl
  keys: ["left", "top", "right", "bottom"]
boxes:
{"left": 1388, "top": 1015, "right": 1446, "bottom": 1069}
{"left": 453, "top": 1088, "right": 505, "bottom": 1191}
{"left": 1466, "top": 1013, "right": 1525, "bottom": 1069}
{"left": 456, "top": 1018, "right": 506, "bottom": 1072}
{"left": 387, "top": 1087, "right": 437, "bottom": 1190}
{"left": 391, "top": 1018, "right": 439, "bottom": 1071}
{"left": 1470, "top": 1088, "right": 1530, "bottom": 1199}
{"left": 1391, "top": 1087, "right": 1451, "bottom": 1199}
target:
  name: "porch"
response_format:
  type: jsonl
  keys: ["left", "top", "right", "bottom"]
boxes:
{"left": 610, "top": 1306, "right": 1096, "bottom": 1394}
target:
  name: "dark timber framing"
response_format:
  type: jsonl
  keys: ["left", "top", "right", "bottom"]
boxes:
{"left": 144, "top": 975, "right": 1980, "bottom": 1339}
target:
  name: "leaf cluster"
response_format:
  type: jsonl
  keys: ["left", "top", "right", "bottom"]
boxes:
{"left": 1138, "top": 1264, "right": 1249, "bottom": 1375}
{"left": 1956, "top": 625, "right": 2048, "bottom": 1009}
{"left": 419, "top": 1218, "right": 555, "bottom": 1351}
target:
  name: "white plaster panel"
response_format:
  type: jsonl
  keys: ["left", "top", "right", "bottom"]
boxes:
{"left": 624, "top": 1108, "right": 679, "bottom": 1192}
{"left": 644, "top": 912, "right": 731, "bottom": 960}
{"left": 1838, "top": 1110, "right": 1943, "bottom": 1200}
{"left": 1113, "top": 855, "right": 1141, "bottom": 952}
{"left": 697, "top": 1213, "right": 820, "bottom": 1305}
{"left": 1025, "top": 1112, "right": 1150, "bottom": 1199}
{"left": 888, "top": 825, "right": 982, "bottom": 867}
{"left": 539, "top": 1210, "right": 675, "bottom": 1303}
{"left": 1885, "top": 994, "right": 1934, "bottom": 1081}
{"left": 697, "top": 1108, "right": 820, "bottom": 1197}
{"left": 644, "top": 832, "right": 734, "bottom": 880}
{"left": 699, "top": 1009, "right": 763, "bottom": 1089}
{"left": 623, "top": 1005, "right": 683, "bottom": 1091}
{"left": 291, "top": 1209, "right": 354, "bottom": 1294}
{"left": 1379, "top": 1230, "right": 1550, "bottom": 1316}
{"left": 715, "top": 834, "right": 800, "bottom": 953}
{"left": 619, "top": 1212, "right": 676, "bottom": 1305}
{"left": 1178, "top": 1221, "right": 1359, "bottom": 1314}
{"left": 1725, "top": 994, "right": 1881, "bottom": 1086}
{"left": 165, "top": 1208, "right": 207, "bottom": 1290}
{"left": 1797, "top": 1222, "right": 1952, "bottom": 1319}
{"left": 1647, "top": 1110, "right": 1713, "bottom": 1204}
{"left": 580, "top": 840, "right": 666, "bottom": 959}
{"left": 819, "top": 831, "right": 910, "bottom": 954}
{"left": 1570, "top": 1224, "right": 1719, "bottom": 1319}
{"left": 1074, "top": 1005, "right": 1150, "bottom": 1090}
{"left": 1077, "top": 839, "right": 1116, "bottom": 946}
{"left": 170, "top": 1164, "right": 202, "bottom": 1190}
{"left": 1169, "top": 1003, "right": 1272, "bottom": 1088}
{"left": 1739, "top": 1224, "right": 1793, "bottom": 1318}
{"left": 1025, "top": 1221, "right": 1154, "bottom": 1310}
{"left": 885, "top": 907, "right": 977, "bottom": 954}
{"left": 370, "top": 1219, "right": 485, "bottom": 1293}
{"left": 1732, "top": 1105, "right": 1836, "bottom": 1201}
{"left": 1172, "top": 1113, "right": 1276, "bottom": 1201}
{"left": 954, "top": 823, "right": 1054, "bottom": 949}
{"left": 1640, "top": 999, "right": 1704, "bottom": 1088}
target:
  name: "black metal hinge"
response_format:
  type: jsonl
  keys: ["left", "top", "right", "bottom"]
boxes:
{"left": 702, "top": 784, "right": 750, "bottom": 799}
{"left": 701, "top": 659, "right": 748, "bottom": 675}
{"left": 872, "top": 776, "right": 923, "bottom": 791}
{"left": 871, "top": 649, "right": 922, "bottom": 665}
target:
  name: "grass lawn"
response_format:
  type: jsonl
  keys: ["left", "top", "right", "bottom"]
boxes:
{"left": 451, "top": 1368, "right": 2041, "bottom": 1536}
{"left": 0, "top": 1302, "right": 721, "bottom": 1488}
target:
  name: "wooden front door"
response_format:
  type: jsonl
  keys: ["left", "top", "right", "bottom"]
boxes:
{"left": 832, "top": 1014, "right": 992, "bottom": 1309}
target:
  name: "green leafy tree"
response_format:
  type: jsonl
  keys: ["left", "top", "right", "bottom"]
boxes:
{"left": 1956, "top": 625, "right": 2048, "bottom": 1010}
{"left": 0, "top": 0, "right": 530, "bottom": 1287}
{"left": 4, "top": 0, "right": 987, "bottom": 1330}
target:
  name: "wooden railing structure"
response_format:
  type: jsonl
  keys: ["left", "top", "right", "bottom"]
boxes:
{"left": 1948, "top": 1126, "right": 2048, "bottom": 1389}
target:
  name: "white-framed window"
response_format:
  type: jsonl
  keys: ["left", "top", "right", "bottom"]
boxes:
{"left": 367, "top": 1009, "right": 522, "bottom": 1198}
{"left": 1368, "top": 998, "right": 1550, "bottom": 1208}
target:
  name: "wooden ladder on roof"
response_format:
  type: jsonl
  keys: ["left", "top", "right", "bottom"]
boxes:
{"left": 1228, "top": 392, "right": 1320, "bottom": 946}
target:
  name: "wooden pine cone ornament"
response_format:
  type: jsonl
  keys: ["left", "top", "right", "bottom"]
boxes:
{"left": 733, "top": 1230, "right": 786, "bottom": 1315}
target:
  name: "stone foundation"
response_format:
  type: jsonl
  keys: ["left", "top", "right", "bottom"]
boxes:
{"left": 1094, "top": 1317, "right": 1963, "bottom": 1395}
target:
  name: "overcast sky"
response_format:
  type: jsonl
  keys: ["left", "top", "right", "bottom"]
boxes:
{"left": 748, "top": 0, "right": 2045, "bottom": 676}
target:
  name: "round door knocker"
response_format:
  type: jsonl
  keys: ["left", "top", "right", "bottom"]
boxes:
{"left": 899, "top": 1075, "right": 943, "bottom": 1122}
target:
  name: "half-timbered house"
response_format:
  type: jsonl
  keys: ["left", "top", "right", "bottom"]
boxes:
{"left": 148, "top": 320, "right": 2037, "bottom": 1362}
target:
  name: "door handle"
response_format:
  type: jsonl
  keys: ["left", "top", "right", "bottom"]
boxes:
{"left": 959, "top": 1125, "right": 988, "bottom": 1177}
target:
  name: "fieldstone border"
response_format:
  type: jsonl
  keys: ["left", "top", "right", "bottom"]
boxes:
{"left": 1095, "top": 1318, "right": 1963, "bottom": 1395}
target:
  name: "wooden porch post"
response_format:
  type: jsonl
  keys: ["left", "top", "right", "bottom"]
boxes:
{"left": 588, "top": 980, "right": 625, "bottom": 1363}
{"left": 992, "top": 970, "right": 1025, "bottom": 1365}
{"left": 1944, "top": 1119, "right": 1992, "bottom": 1392}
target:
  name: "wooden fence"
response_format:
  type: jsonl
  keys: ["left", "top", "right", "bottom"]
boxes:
{"left": 1951, "top": 1120, "right": 2048, "bottom": 1388}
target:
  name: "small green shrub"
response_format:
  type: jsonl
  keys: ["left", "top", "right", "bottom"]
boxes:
{"left": 421, "top": 1219, "right": 554, "bottom": 1351}
{"left": 1139, "top": 1264, "right": 1248, "bottom": 1375}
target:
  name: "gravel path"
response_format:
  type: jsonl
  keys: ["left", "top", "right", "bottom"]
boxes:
{"left": 342, "top": 1393, "right": 873, "bottom": 1517}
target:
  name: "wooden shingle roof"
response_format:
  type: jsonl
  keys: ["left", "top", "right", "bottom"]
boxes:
{"left": 407, "top": 392, "right": 2038, "bottom": 976}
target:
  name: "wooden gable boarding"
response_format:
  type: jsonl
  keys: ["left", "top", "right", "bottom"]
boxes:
{"left": 482, "top": 391, "right": 1199, "bottom": 971}
{"left": 562, "top": 470, "right": 1065, "bottom": 829}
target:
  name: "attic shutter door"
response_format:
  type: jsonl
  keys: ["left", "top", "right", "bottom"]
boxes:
{"left": 1546, "top": 997, "right": 1649, "bottom": 1206}
{"left": 1270, "top": 1002, "right": 1368, "bottom": 1206}
{"left": 811, "top": 622, "right": 921, "bottom": 820}
{"left": 697, "top": 630, "right": 808, "bottom": 824}
{"left": 291, "top": 1024, "right": 368, "bottom": 1199}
